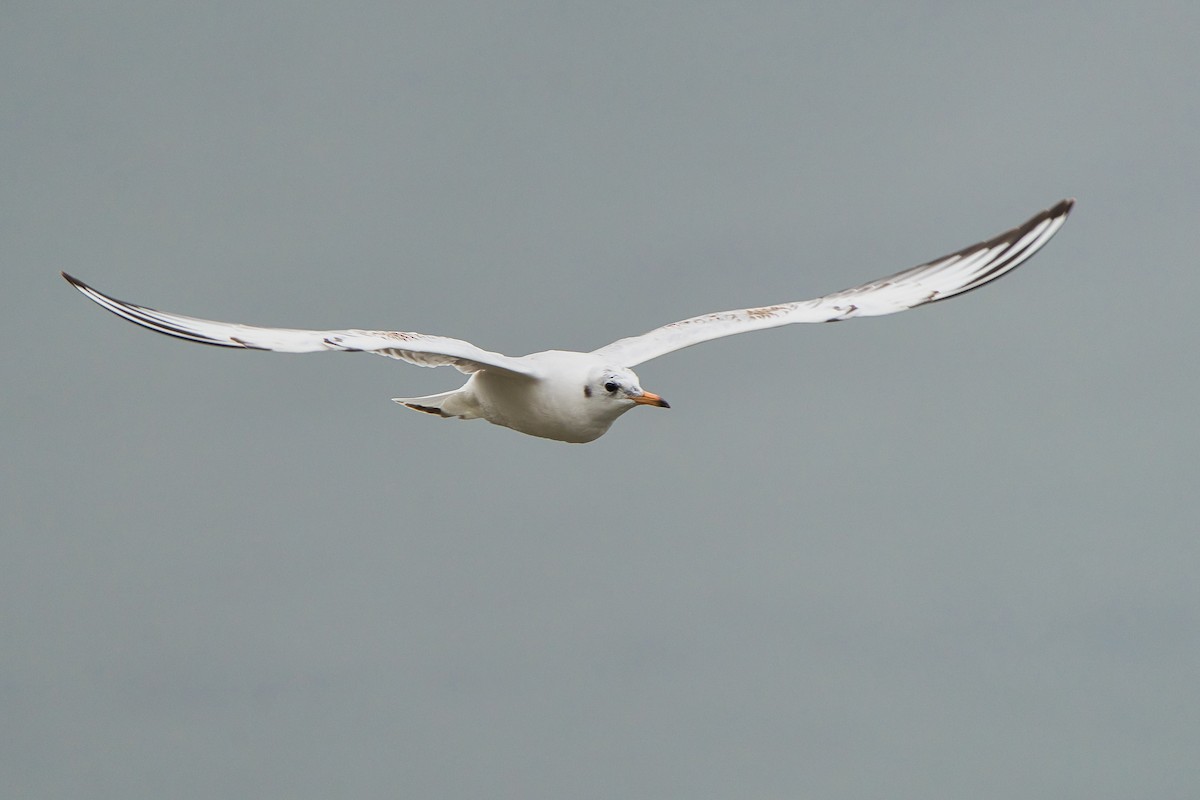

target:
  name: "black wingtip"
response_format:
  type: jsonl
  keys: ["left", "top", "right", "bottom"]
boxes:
{"left": 1024, "top": 199, "right": 1074, "bottom": 227}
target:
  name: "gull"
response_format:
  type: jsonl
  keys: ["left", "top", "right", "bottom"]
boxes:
{"left": 64, "top": 199, "right": 1073, "bottom": 443}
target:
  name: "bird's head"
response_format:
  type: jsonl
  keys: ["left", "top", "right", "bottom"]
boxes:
{"left": 584, "top": 366, "right": 669, "bottom": 412}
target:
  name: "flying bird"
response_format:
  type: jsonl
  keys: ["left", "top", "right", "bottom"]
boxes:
{"left": 64, "top": 199, "right": 1073, "bottom": 443}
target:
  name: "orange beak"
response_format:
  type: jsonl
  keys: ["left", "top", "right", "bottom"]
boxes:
{"left": 633, "top": 391, "right": 670, "bottom": 408}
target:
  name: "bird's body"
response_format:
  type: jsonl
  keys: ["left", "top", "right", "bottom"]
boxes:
{"left": 64, "top": 199, "right": 1073, "bottom": 443}
{"left": 398, "top": 351, "right": 661, "bottom": 443}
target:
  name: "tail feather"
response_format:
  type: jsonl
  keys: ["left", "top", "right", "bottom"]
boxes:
{"left": 392, "top": 389, "right": 477, "bottom": 419}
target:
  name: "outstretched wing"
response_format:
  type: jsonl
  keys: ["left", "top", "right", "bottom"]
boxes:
{"left": 62, "top": 273, "right": 536, "bottom": 377}
{"left": 592, "top": 199, "right": 1074, "bottom": 367}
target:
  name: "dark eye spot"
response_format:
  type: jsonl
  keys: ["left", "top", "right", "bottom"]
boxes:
{"left": 604, "top": 381, "right": 619, "bottom": 393}
{"left": 583, "top": 385, "right": 592, "bottom": 398}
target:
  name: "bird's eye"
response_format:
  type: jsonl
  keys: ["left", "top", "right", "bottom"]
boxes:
{"left": 604, "top": 381, "right": 619, "bottom": 393}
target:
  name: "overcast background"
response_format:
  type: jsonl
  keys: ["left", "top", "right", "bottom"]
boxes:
{"left": 5, "top": 3, "right": 1199, "bottom": 798}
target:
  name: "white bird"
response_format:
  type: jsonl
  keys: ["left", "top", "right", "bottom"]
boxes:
{"left": 64, "top": 199, "right": 1073, "bottom": 443}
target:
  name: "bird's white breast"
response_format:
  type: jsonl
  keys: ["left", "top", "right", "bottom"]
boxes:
{"left": 468, "top": 351, "right": 626, "bottom": 443}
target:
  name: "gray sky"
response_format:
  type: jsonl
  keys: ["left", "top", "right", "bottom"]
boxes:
{"left": 5, "top": 3, "right": 1199, "bottom": 798}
